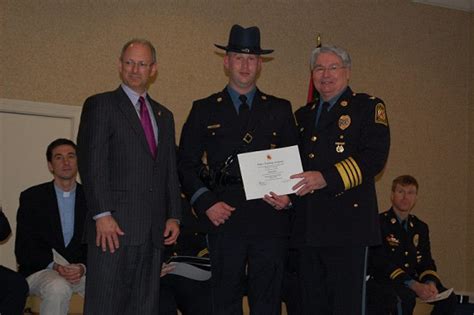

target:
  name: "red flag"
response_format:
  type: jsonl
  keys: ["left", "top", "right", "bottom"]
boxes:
{"left": 306, "top": 78, "right": 315, "bottom": 103}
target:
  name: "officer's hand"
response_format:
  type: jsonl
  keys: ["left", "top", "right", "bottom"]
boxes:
{"left": 206, "top": 202, "right": 235, "bottom": 226}
{"left": 95, "top": 215, "right": 125, "bottom": 253}
{"left": 410, "top": 281, "right": 437, "bottom": 300}
{"left": 426, "top": 282, "right": 439, "bottom": 296}
{"left": 290, "top": 171, "right": 327, "bottom": 196}
{"left": 160, "top": 262, "right": 176, "bottom": 277}
{"left": 263, "top": 192, "right": 291, "bottom": 210}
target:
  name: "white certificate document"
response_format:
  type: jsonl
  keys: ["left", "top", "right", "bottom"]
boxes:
{"left": 237, "top": 145, "right": 303, "bottom": 200}
{"left": 422, "top": 288, "right": 454, "bottom": 303}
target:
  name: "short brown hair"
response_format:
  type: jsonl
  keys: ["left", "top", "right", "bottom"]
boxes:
{"left": 46, "top": 138, "right": 77, "bottom": 162}
{"left": 391, "top": 175, "right": 418, "bottom": 192}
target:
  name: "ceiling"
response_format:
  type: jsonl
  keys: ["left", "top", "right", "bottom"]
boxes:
{"left": 413, "top": 0, "right": 474, "bottom": 11}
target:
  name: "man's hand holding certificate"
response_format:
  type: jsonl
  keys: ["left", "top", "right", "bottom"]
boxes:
{"left": 237, "top": 145, "right": 303, "bottom": 200}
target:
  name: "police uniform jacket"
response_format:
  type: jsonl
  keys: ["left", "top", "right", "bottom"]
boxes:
{"left": 291, "top": 87, "right": 390, "bottom": 247}
{"left": 375, "top": 208, "right": 441, "bottom": 286}
{"left": 178, "top": 88, "right": 298, "bottom": 236}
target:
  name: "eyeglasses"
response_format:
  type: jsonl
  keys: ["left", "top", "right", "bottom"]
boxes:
{"left": 122, "top": 60, "right": 154, "bottom": 69}
{"left": 313, "top": 64, "right": 346, "bottom": 74}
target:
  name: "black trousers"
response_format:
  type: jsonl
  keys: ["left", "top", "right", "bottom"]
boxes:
{"left": 281, "top": 249, "right": 302, "bottom": 315}
{"left": 84, "top": 240, "right": 161, "bottom": 315}
{"left": 0, "top": 265, "right": 29, "bottom": 315}
{"left": 208, "top": 234, "right": 287, "bottom": 315}
{"left": 366, "top": 277, "right": 399, "bottom": 315}
{"left": 297, "top": 246, "right": 368, "bottom": 315}
{"left": 159, "top": 274, "right": 211, "bottom": 315}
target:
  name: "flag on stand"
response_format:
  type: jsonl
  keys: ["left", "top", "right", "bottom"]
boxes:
{"left": 306, "top": 34, "right": 322, "bottom": 103}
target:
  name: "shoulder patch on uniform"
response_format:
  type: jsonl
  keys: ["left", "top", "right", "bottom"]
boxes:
{"left": 375, "top": 103, "right": 388, "bottom": 126}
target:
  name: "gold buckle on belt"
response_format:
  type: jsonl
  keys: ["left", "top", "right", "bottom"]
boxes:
{"left": 243, "top": 133, "right": 253, "bottom": 144}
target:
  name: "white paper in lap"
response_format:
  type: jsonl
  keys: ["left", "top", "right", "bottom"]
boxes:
{"left": 237, "top": 145, "right": 303, "bottom": 200}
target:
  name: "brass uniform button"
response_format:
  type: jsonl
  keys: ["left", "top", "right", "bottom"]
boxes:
{"left": 311, "top": 136, "right": 317, "bottom": 142}
{"left": 405, "top": 251, "right": 409, "bottom": 256}
{"left": 353, "top": 203, "right": 358, "bottom": 208}
{"left": 308, "top": 153, "right": 315, "bottom": 159}
{"left": 404, "top": 263, "right": 409, "bottom": 268}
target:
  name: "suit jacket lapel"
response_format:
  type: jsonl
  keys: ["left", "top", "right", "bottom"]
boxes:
{"left": 47, "top": 182, "right": 65, "bottom": 249}
{"left": 115, "top": 87, "right": 154, "bottom": 159}
{"left": 71, "top": 185, "right": 85, "bottom": 247}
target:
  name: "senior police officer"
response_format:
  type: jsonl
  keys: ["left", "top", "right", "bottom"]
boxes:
{"left": 368, "top": 175, "right": 457, "bottom": 315}
{"left": 289, "top": 44, "right": 391, "bottom": 315}
{"left": 178, "top": 24, "right": 298, "bottom": 314}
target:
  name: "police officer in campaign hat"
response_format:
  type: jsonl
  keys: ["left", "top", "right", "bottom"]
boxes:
{"left": 289, "top": 44, "right": 391, "bottom": 315}
{"left": 178, "top": 24, "right": 298, "bottom": 314}
{"left": 368, "top": 175, "right": 457, "bottom": 315}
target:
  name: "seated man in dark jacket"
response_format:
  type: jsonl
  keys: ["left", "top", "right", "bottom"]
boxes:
{"left": 368, "top": 175, "right": 456, "bottom": 315}
{"left": 0, "top": 208, "right": 29, "bottom": 315}
{"left": 15, "top": 138, "right": 87, "bottom": 315}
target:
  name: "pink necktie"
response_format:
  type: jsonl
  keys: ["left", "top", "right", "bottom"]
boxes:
{"left": 139, "top": 96, "right": 157, "bottom": 158}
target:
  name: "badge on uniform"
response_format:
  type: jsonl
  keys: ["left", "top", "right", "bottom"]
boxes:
{"left": 386, "top": 234, "right": 400, "bottom": 246}
{"left": 335, "top": 142, "right": 345, "bottom": 153}
{"left": 413, "top": 234, "right": 419, "bottom": 247}
{"left": 375, "top": 103, "right": 388, "bottom": 126}
{"left": 338, "top": 115, "right": 351, "bottom": 130}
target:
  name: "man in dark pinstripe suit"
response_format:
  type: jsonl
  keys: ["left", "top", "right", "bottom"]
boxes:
{"left": 77, "top": 39, "right": 181, "bottom": 315}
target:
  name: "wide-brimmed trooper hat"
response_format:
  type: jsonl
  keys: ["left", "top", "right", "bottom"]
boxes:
{"left": 215, "top": 24, "right": 274, "bottom": 55}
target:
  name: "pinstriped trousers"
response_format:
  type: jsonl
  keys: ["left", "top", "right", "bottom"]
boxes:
{"left": 84, "top": 239, "right": 161, "bottom": 315}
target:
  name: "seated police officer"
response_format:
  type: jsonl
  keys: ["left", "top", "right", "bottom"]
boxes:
{"left": 159, "top": 195, "right": 211, "bottom": 315}
{"left": 368, "top": 175, "right": 457, "bottom": 315}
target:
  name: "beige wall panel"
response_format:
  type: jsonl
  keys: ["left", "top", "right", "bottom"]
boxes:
{"left": 468, "top": 12, "right": 474, "bottom": 292}
{"left": 0, "top": 0, "right": 472, "bottom": 290}
{"left": 0, "top": 100, "right": 80, "bottom": 269}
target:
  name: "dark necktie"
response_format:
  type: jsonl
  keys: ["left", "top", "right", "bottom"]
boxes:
{"left": 315, "top": 101, "right": 330, "bottom": 128}
{"left": 239, "top": 94, "right": 250, "bottom": 127}
{"left": 139, "top": 96, "right": 157, "bottom": 158}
